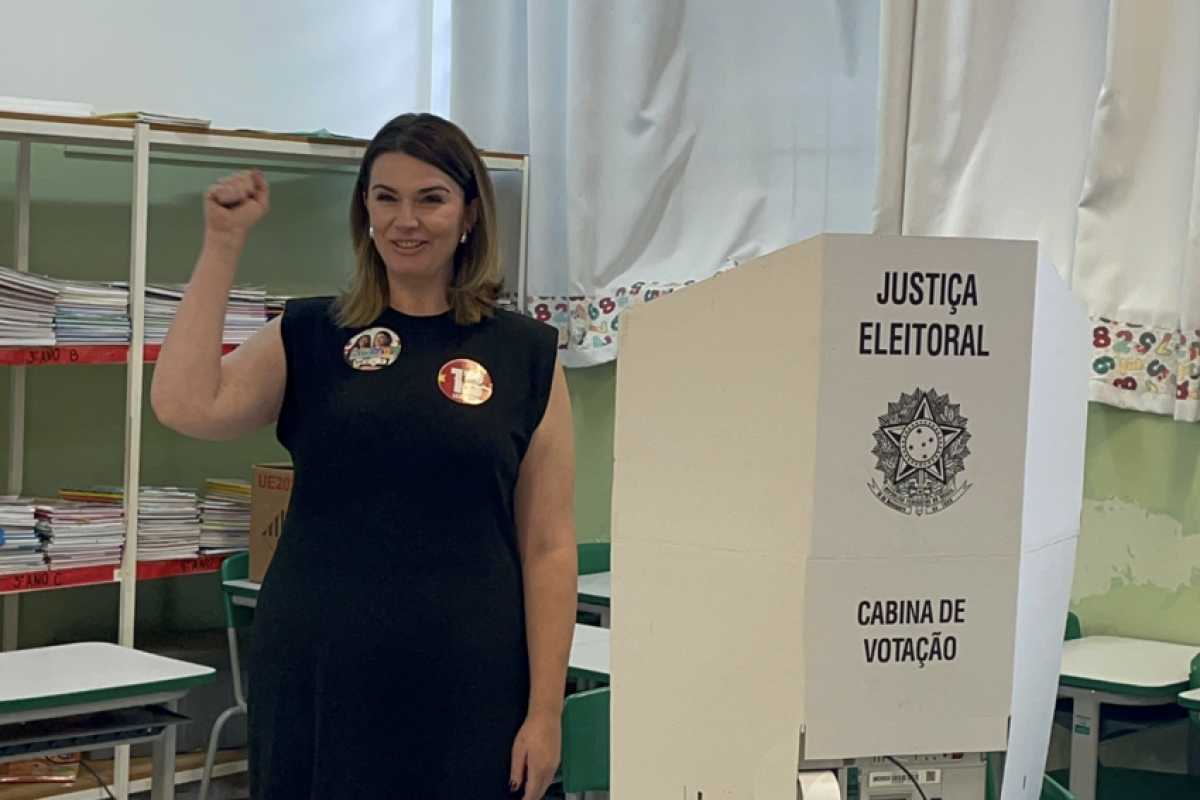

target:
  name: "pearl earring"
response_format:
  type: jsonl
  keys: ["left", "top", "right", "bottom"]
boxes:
{"left": 369, "top": 225, "right": 375, "bottom": 238}
{"left": 460, "top": 231, "right": 468, "bottom": 244}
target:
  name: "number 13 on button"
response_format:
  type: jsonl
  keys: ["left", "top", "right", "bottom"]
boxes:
{"left": 438, "top": 359, "right": 494, "bottom": 406}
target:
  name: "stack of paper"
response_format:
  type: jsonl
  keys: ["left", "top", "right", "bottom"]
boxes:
{"left": 0, "top": 96, "right": 95, "bottom": 117}
{"left": 0, "top": 266, "right": 60, "bottom": 346}
{"left": 199, "top": 478, "right": 251, "bottom": 553}
{"left": 93, "top": 111, "right": 211, "bottom": 128}
{"left": 106, "top": 282, "right": 179, "bottom": 344}
{"left": 142, "top": 284, "right": 184, "bottom": 345}
{"left": 57, "top": 486, "right": 122, "bottom": 507}
{"left": 54, "top": 281, "right": 130, "bottom": 344}
{"left": 35, "top": 501, "right": 125, "bottom": 569}
{"left": 266, "top": 294, "right": 290, "bottom": 321}
{"left": 59, "top": 486, "right": 201, "bottom": 561}
{"left": 224, "top": 287, "right": 267, "bottom": 345}
{"left": 135, "top": 487, "right": 201, "bottom": 560}
{"left": 0, "top": 497, "right": 45, "bottom": 574}
{"left": 119, "top": 283, "right": 273, "bottom": 345}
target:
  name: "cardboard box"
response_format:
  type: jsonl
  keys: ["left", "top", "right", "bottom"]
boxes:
{"left": 609, "top": 234, "right": 1090, "bottom": 799}
{"left": 250, "top": 463, "right": 293, "bottom": 583}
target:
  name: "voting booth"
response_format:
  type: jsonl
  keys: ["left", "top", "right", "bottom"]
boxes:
{"left": 609, "top": 234, "right": 1091, "bottom": 799}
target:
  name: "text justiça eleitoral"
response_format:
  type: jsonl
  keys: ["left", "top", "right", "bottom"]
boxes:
{"left": 859, "top": 271, "right": 989, "bottom": 357}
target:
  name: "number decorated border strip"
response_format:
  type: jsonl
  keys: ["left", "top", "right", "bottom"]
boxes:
{"left": 499, "top": 277, "right": 704, "bottom": 358}
{"left": 1090, "top": 317, "right": 1200, "bottom": 420}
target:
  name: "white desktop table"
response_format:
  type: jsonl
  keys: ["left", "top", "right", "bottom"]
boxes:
{"left": 224, "top": 578, "right": 260, "bottom": 609}
{"left": 576, "top": 572, "right": 611, "bottom": 628}
{"left": 0, "top": 642, "right": 215, "bottom": 800}
{"left": 568, "top": 623, "right": 611, "bottom": 684}
{"left": 1058, "top": 636, "right": 1200, "bottom": 800}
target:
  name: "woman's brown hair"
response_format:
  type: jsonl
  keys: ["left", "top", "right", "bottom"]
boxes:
{"left": 336, "top": 113, "right": 502, "bottom": 328}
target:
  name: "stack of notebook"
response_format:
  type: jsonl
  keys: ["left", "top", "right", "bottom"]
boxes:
{"left": 58, "top": 486, "right": 201, "bottom": 561}
{"left": 141, "top": 285, "right": 185, "bottom": 345}
{"left": 0, "top": 266, "right": 59, "bottom": 347}
{"left": 265, "top": 294, "right": 290, "bottom": 321}
{"left": 0, "top": 497, "right": 46, "bottom": 574}
{"left": 199, "top": 478, "right": 252, "bottom": 553}
{"left": 134, "top": 487, "right": 201, "bottom": 560}
{"left": 126, "top": 284, "right": 270, "bottom": 346}
{"left": 54, "top": 281, "right": 131, "bottom": 344}
{"left": 35, "top": 500, "right": 125, "bottom": 569}
{"left": 224, "top": 287, "right": 268, "bottom": 345}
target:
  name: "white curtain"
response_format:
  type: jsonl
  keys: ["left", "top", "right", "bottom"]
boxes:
{"left": 879, "top": 0, "right": 1200, "bottom": 420}
{"left": 450, "top": 0, "right": 882, "bottom": 367}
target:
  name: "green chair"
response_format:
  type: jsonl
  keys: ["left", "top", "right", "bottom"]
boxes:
{"left": 576, "top": 542, "right": 611, "bottom": 629}
{"left": 1190, "top": 653, "right": 1200, "bottom": 727}
{"left": 1042, "top": 773, "right": 1074, "bottom": 800}
{"left": 577, "top": 542, "right": 610, "bottom": 576}
{"left": 561, "top": 686, "right": 609, "bottom": 799}
{"left": 199, "top": 552, "right": 253, "bottom": 800}
{"left": 1065, "top": 611, "right": 1082, "bottom": 641}
{"left": 1053, "top": 613, "right": 1083, "bottom": 730}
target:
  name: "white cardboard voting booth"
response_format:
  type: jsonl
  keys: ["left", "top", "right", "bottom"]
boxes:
{"left": 609, "top": 234, "right": 1091, "bottom": 799}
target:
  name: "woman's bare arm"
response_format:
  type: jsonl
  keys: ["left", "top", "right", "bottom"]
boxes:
{"left": 509, "top": 360, "right": 578, "bottom": 798}
{"left": 150, "top": 171, "right": 287, "bottom": 441}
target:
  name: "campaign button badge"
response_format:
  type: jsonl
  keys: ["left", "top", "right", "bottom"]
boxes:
{"left": 438, "top": 359, "right": 493, "bottom": 405}
{"left": 344, "top": 327, "right": 401, "bottom": 371}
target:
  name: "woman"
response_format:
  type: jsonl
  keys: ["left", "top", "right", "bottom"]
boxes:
{"left": 151, "top": 113, "right": 578, "bottom": 799}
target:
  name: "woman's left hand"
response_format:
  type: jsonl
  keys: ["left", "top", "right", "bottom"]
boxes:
{"left": 509, "top": 712, "right": 562, "bottom": 799}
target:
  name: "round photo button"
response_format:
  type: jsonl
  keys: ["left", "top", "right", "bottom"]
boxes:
{"left": 344, "top": 327, "right": 401, "bottom": 371}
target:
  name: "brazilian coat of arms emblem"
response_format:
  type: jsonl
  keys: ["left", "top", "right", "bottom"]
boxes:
{"left": 869, "top": 388, "right": 972, "bottom": 516}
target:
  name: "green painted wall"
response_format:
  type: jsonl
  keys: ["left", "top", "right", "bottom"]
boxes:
{"left": 0, "top": 141, "right": 355, "bottom": 648}
{"left": 1073, "top": 404, "right": 1200, "bottom": 645}
{"left": 566, "top": 363, "right": 616, "bottom": 544}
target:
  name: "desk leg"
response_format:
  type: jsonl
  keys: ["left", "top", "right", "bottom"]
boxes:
{"left": 1067, "top": 691, "right": 1099, "bottom": 800}
{"left": 1189, "top": 717, "right": 1200, "bottom": 777}
{"left": 151, "top": 700, "right": 179, "bottom": 800}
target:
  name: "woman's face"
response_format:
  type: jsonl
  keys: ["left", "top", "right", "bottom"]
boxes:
{"left": 364, "top": 152, "right": 477, "bottom": 287}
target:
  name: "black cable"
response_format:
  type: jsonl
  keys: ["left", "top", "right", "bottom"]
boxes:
{"left": 79, "top": 758, "right": 117, "bottom": 800}
{"left": 884, "top": 756, "right": 930, "bottom": 800}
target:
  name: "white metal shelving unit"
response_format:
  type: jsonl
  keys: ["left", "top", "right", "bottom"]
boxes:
{"left": 0, "top": 111, "right": 531, "bottom": 799}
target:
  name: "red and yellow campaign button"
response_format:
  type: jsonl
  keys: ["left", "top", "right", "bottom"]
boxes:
{"left": 438, "top": 359, "right": 493, "bottom": 405}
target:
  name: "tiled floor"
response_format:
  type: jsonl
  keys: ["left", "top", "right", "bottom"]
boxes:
{"left": 131, "top": 777, "right": 578, "bottom": 799}
{"left": 131, "top": 773, "right": 248, "bottom": 800}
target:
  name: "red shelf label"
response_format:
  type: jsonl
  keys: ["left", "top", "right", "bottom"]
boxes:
{"left": 0, "top": 565, "right": 116, "bottom": 594}
{"left": 0, "top": 345, "right": 129, "bottom": 366}
{"left": 0, "top": 556, "right": 228, "bottom": 594}
{"left": 137, "top": 555, "right": 227, "bottom": 580}
{"left": 0, "top": 344, "right": 235, "bottom": 367}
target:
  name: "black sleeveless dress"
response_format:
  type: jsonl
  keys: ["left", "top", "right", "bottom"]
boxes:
{"left": 247, "top": 297, "right": 558, "bottom": 799}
